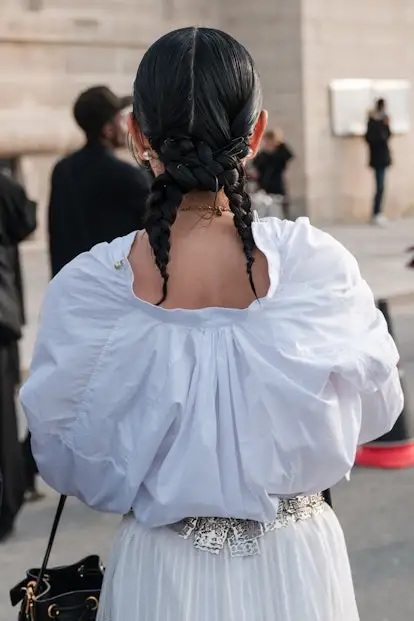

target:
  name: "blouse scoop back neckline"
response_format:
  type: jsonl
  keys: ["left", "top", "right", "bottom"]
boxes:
{"left": 120, "top": 217, "right": 280, "bottom": 325}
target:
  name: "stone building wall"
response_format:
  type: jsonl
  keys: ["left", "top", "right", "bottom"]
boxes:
{"left": 1, "top": 0, "right": 414, "bottom": 233}
{"left": 224, "top": 0, "right": 414, "bottom": 223}
{"left": 221, "top": 0, "right": 307, "bottom": 218}
{"left": 220, "top": 0, "right": 306, "bottom": 215}
{"left": 0, "top": 0, "right": 219, "bottom": 239}
{"left": 301, "top": 0, "right": 414, "bottom": 222}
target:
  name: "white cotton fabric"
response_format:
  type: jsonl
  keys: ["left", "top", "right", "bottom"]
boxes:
{"left": 21, "top": 215, "right": 403, "bottom": 525}
{"left": 20, "top": 214, "right": 403, "bottom": 621}
{"left": 97, "top": 507, "right": 360, "bottom": 621}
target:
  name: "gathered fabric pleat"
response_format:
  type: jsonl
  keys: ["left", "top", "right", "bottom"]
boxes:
{"left": 97, "top": 506, "right": 359, "bottom": 621}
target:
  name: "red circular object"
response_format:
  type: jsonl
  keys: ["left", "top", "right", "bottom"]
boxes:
{"left": 355, "top": 443, "right": 414, "bottom": 469}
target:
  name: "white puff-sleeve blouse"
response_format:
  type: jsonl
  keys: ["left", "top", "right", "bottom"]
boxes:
{"left": 20, "top": 216, "right": 403, "bottom": 526}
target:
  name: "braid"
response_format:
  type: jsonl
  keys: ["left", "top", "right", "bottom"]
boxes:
{"left": 144, "top": 171, "right": 183, "bottom": 305}
{"left": 144, "top": 134, "right": 253, "bottom": 304}
{"left": 223, "top": 162, "right": 258, "bottom": 298}
{"left": 133, "top": 27, "right": 263, "bottom": 304}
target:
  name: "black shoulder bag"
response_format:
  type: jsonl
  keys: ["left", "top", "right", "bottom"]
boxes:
{"left": 10, "top": 495, "right": 104, "bottom": 621}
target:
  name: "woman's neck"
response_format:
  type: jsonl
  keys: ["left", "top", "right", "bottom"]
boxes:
{"left": 178, "top": 190, "right": 229, "bottom": 211}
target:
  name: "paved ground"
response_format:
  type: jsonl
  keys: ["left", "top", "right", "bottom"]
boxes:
{"left": 1, "top": 222, "right": 414, "bottom": 620}
{"left": 327, "top": 219, "right": 414, "bottom": 299}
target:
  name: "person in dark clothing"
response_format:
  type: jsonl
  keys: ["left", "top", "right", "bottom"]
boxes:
{"left": 364, "top": 98, "right": 392, "bottom": 226}
{"left": 253, "top": 128, "right": 294, "bottom": 219}
{"left": 22, "top": 431, "right": 44, "bottom": 502}
{"left": 406, "top": 245, "right": 414, "bottom": 269}
{"left": 0, "top": 171, "right": 37, "bottom": 542}
{"left": 48, "top": 85, "right": 151, "bottom": 277}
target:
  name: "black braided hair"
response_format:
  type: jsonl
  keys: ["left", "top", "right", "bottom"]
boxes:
{"left": 132, "top": 27, "right": 263, "bottom": 304}
{"left": 144, "top": 171, "right": 183, "bottom": 303}
{"left": 223, "top": 162, "right": 258, "bottom": 298}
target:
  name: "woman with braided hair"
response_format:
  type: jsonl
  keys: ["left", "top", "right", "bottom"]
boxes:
{"left": 21, "top": 28, "right": 402, "bottom": 620}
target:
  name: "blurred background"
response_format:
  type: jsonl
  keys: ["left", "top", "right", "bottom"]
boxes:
{"left": 1, "top": 1, "right": 414, "bottom": 620}
{"left": 2, "top": 0, "right": 414, "bottom": 232}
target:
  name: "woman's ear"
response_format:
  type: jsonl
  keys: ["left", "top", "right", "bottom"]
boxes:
{"left": 249, "top": 110, "right": 268, "bottom": 157}
{"left": 127, "top": 113, "right": 148, "bottom": 159}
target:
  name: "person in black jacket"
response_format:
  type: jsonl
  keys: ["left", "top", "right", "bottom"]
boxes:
{"left": 406, "top": 246, "right": 414, "bottom": 269}
{"left": 365, "top": 98, "right": 392, "bottom": 226}
{"left": 252, "top": 128, "right": 294, "bottom": 219}
{"left": 48, "top": 85, "right": 151, "bottom": 277}
{"left": 0, "top": 170, "right": 37, "bottom": 542}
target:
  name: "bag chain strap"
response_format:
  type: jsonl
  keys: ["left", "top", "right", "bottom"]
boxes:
{"left": 22, "top": 494, "right": 67, "bottom": 620}
{"left": 34, "top": 495, "right": 67, "bottom": 596}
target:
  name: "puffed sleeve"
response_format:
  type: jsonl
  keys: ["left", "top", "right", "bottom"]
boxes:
{"left": 284, "top": 219, "right": 402, "bottom": 429}
{"left": 248, "top": 218, "right": 404, "bottom": 497}
{"left": 19, "top": 250, "right": 142, "bottom": 514}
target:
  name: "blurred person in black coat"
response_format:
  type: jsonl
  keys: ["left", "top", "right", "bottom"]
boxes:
{"left": 406, "top": 246, "right": 414, "bottom": 269}
{"left": 365, "top": 98, "right": 392, "bottom": 226}
{"left": 48, "top": 86, "right": 150, "bottom": 277}
{"left": 0, "top": 170, "right": 36, "bottom": 542}
{"left": 252, "top": 128, "right": 294, "bottom": 219}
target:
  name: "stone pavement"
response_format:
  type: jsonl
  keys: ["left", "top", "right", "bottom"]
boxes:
{"left": 326, "top": 219, "right": 414, "bottom": 300}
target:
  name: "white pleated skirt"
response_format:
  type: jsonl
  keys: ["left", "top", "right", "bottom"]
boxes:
{"left": 97, "top": 505, "right": 359, "bottom": 621}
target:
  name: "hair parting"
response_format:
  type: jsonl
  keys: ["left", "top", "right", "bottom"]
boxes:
{"left": 132, "top": 27, "right": 263, "bottom": 304}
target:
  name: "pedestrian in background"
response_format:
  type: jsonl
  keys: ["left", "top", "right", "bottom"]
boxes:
{"left": 252, "top": 128, "right": 294, "bottom": 219}
{"left": 21, "top": 431, "right": 44, "bottom": 502}
{"left": 406, "top": 245, "right": 414, "bottom": 269}
{"left": 22, "top": 27, "right": 402, "bottom": 620}
{"left": 365, "top": 98, "right": 392, "bottom": 226}
{"left": 48, "top": 85, "right": 150, "bottom": 277}
{"left": 0, "top": 170, "right": 36, "bottom": 542}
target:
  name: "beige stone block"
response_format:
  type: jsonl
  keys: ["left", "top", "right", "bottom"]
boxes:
{"left": 64, "top": 45, "right": 119, "bottom": 75}
{"left": 0, "top": 41, "right": 66, "bottom": 75}
{"left": 116, "top": 47, "right": 144, "bottom": 78}
{"left": 0, "top": 7, "right": 163, "bottom": 47}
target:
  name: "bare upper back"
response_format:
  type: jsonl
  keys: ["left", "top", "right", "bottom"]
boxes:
{"left": 128, "top": 212, "right": 270, "bottom": 310}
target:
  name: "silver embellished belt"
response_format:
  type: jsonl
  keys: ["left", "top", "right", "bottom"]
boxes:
{"left": 168, "top": 493, "right": 325, "bottom": 557}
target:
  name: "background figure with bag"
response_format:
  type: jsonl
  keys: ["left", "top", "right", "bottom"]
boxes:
{"left": 0, "top": 168, "right": 37, "bottom": 542}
